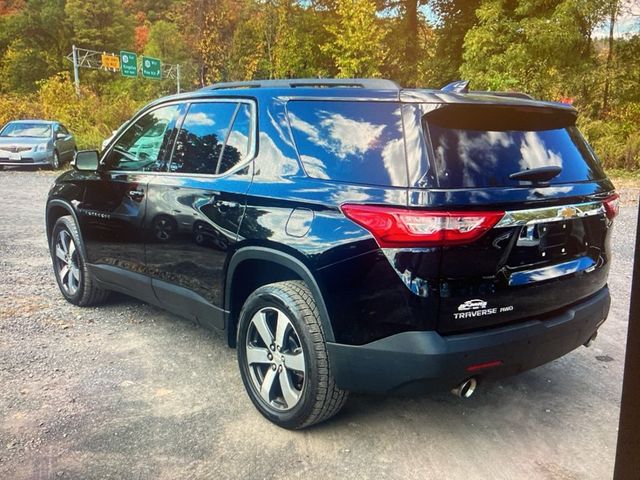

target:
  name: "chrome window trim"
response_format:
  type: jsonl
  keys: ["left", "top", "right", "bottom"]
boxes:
{"left": 100, "top": 97, "right": 257, "bottom": 178}
{"left": 494, "top": 200, "right": 605, "bottom": 228}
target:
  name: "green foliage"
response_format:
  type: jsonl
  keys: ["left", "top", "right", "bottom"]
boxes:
{"left": 273, "top": 3, "right": 333, "bottom": 78}
{"left": 0, "top": 73, "right": 142, "bottom": 149}
{"left": 0, "top": 0, "right": 637, "bottom": 172}
{"left": 0, "top": 40, "right": 52, "bottom": 92}
{"left": 65, "top": 0, "right": 134, "bottom": 51}
{"left": 322, "top": 0, "right": 388, "bottom": 78}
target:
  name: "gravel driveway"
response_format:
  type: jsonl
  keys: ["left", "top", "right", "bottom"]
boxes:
{"left": 0, "top": 169, "right": 636, "bottom": 480}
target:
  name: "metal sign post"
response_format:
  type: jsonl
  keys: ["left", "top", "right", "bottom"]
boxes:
{"left": 66, "top": 47, "right": 181, "bottom": 93}
{"left": 72, "top": 45, "right": 80, "bottom": 96}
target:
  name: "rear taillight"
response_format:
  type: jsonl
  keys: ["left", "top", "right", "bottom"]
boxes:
{"left": 340, "top": 204, "right": 505, "bottom": 247}
{"left": 603, "top": 193, "right": 620, "bottom": 220}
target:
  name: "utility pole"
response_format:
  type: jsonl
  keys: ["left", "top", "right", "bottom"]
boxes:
{"left": 176, "top": 64, "right": 181, "bottom": 94}
{"left": 72, "top": 44, "right": 80, "bottom": 96}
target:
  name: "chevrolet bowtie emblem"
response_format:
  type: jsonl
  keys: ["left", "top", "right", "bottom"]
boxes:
{"left": 558, "top": 206, "right": 577, "bottom": 219}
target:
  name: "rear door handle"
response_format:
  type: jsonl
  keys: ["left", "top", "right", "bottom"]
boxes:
{"left": 128, "top": 189, "right": 145, "bottom": 200}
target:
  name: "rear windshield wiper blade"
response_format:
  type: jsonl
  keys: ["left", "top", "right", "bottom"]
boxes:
{"left": 509, "top": 165, "right": 562, "bottom": 182}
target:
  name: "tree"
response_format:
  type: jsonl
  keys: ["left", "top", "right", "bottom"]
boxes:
{"left": 66, "top": 0, "right": 135, "bottom": 51}
{"left": 460, "top": 0, "right": 604, "bottom": 100}
{"left": 0, "top": 39, "right": 52, "bottom": 92}
{"left": 427, "top": 0, "right": 482, "bottom": 86}
{"left": 322, "top": 0, "right": 388, "bottom": 78}
{"left": 273, "top": 2, "right": 334, "bottom": 78}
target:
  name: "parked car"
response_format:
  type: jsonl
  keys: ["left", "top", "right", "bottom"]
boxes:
{"left": 0, "top": 120, "right": 76, "bottom": 169}
{"left": 45, "top": 78, "right": 618, "bottom": 429}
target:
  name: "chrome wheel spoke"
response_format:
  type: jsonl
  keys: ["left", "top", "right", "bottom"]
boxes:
{"left": 68, "top": 240, "right": 76, "bottom": 258}
{"left": 274, "top": 313, "right": 288, "bottom": 348}
{"left": 246, "top": 346, "right": 271, "bottom": 365}
{"left": 260, "top": 367, "right": 277, "bottom": 403}
{"left": 59, "top": 265, "right": 69, "bottom": 281}
{"left": 59, "top": 231, "right": 69, "bottom": 254}
{"left": 282, "top": 352, "right": 305, "bottom": 372}
{"left": 279, "top": 370, "right": 300, "bottom": 407}
{"left": 55, "top": 244, "right": 66, "bottom": 262}
{"left": 253, "top": 311, "right": 274, "bottom": 347}
{"left": 71, "top": 266, "right": 80, "bottom": 282}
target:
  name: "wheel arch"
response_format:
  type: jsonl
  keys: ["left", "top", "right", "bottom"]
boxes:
{"left": 46, "top": 200, "right": 83, "bottom": 252}
{"left": 224, "top": 247, "right": 335, "bottom": 347}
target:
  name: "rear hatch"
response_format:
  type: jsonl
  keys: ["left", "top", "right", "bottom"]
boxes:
{"left": 413, "top": 102, "right": 617, "bottom": 333}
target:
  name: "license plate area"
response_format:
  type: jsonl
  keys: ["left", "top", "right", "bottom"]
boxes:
{"left": 508, "top": 219, "right": 588, "bottom": 268}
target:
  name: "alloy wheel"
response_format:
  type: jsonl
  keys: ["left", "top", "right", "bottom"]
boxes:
{"left": 154, "top": 218, "right": 174, "bottom": 241}
{"left": 245, "top": 307, "right": 306, "bottom": 411}
{"left": 54, "top": 229, "right": 81, "bottom": 295}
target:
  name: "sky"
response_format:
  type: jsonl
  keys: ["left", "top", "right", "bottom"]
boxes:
{"left": 593, "top": 13, "right": 640, "bottom": 38}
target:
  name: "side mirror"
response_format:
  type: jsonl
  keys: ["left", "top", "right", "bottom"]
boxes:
{"left": 72, "top": 150, "right": 100, "bottom": 171}
{"left": 56, "top": 133, "right": 66, "bottom": 140}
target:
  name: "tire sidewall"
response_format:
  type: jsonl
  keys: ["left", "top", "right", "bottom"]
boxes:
{"left": 237, "top": 287, "right": 323, "bottom": 429}
{"left": 51, "top": 151, "right": 60, "bottom": 170}
{"left": 50, "top": 217, "right": 85, "bottom": 304}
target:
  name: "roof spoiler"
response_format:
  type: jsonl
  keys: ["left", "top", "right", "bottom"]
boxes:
{"left": 441, "top": 80, "right": 470, "bottom": 94}
{"left": 441, "top": 80, "right": 534, "bottom": 100}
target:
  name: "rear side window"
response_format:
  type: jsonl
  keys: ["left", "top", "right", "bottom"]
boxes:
{"left": 424, "top": 105, "right": 605, "bottom": 188}
{"left": 287, "top": 100, "right": 407, "bottom": 187}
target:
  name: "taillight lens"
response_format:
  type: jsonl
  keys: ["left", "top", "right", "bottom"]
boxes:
{"left": 603, "top": 193, "right": 620, "bottom": 220}
{"left": 341, "top": 204, "right": 505, "bottom": 247}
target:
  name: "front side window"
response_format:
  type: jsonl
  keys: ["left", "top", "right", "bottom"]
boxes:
{"left": 103, "top": 105, "right": 181, "bottom": 172}
{"left": 169, "top": 102, "right": 239, "bottom": 175}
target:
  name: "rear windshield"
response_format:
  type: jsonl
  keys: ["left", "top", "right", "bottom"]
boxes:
{"left": 287, "top": 100, "right": 407, "bottom": 187}
{"left": 424, "top": 105, "right": 606, "bottom": 188}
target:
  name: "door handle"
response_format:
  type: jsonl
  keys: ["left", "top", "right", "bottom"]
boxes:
{"left": 128, "top": 189, "right": 145, "bottom": 200}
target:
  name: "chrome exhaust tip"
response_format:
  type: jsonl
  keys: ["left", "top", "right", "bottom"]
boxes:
{"left": 584, "top": 331, "right": 598, "bottom": 348}
{"left": 451, "top": 377, "right": 477, "bottom": 398}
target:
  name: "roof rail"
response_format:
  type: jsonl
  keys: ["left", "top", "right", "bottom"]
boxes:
{"left": 205, "top": 78, "right": 401, "bottom": 91}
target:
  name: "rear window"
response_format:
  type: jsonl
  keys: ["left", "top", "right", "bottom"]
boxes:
{"left": 287, "top": 100, "right": 407, "bottom": 187}
{"left": 424, "top": 105, "right": 606, "bottom": 188}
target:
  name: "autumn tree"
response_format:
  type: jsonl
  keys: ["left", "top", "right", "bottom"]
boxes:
{"left": 66, "top": 0, "right": 135, "bottom": 51}
{"left": 322, "top": 0, "right": 388, "bottom": 78}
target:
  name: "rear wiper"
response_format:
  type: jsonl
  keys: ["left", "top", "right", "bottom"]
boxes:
{"left": 509, "top": 165, "right": 562, "bottom": 182}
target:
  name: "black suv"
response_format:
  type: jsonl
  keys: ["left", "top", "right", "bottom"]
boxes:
{"left": 46, "top": 78, "right": 618, "bottom": 429}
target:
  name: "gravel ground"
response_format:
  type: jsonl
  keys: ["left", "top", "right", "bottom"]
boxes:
{"left": 0, "top": 168, "right": 637, "bottom": 480}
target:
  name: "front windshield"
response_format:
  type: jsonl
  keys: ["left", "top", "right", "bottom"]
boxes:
{"left": 0, "top": 123, "right": 52, "bottom": 138}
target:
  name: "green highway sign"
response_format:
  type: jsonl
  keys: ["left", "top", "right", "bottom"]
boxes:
{"left": 120, "top": 51, "right": 137, "bottom": 77}
{"left": 142, "top": 56, "right": 161, "bottom": 79}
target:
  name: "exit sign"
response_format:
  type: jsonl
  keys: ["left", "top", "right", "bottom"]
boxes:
{"left": 142, "top": 56, "right": 161, "bottom": 79}
{"left": 120, "top": 51, "right": 137, "bottom": 77}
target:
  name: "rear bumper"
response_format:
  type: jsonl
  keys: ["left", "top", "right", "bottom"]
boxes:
{"left": 326, "top": 286, "right": 610, "bottom": 394}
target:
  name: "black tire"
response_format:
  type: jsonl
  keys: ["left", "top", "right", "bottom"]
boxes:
{"left": 237, "top": 280, "right": 348, "bottom": 429}
{"left": 50, "top": 215, "right": 110, "bottom": 306}
{"left": 50, "top": 150, "right": 60, "bottom": 170}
